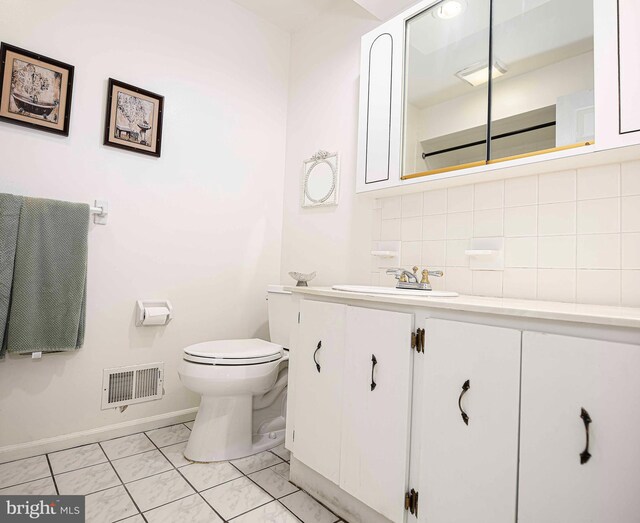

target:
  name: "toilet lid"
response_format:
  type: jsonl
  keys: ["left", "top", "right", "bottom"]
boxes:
{"left": 183, "top": 338, "right": 283, "bottom": 365}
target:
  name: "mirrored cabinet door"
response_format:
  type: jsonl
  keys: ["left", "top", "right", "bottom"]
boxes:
{"left": 489, "top": 0, "right": 594, "bottom": 163}
{"left": 403, "top": 0, "right": 491, "bottom": 178}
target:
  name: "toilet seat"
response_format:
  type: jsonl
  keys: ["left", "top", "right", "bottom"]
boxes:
{"left": 183, "top": 338, "right": 283, "bottom": 366}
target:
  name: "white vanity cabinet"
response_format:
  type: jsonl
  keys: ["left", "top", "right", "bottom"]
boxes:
{"left": 418, "top": 319, "right": 521, "bottom": 523}
{"left": 292, "top": 299, "right": 346, "bottom": 484}
{"left": 340, "top": 307, "right": 414, "bottom": 522}
{"left": 518, "top": 332, "right": 640, "bottom": 523}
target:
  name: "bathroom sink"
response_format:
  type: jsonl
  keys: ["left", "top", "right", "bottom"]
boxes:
{"left": 332, "top": 285, "right": 458, "bottom": 297}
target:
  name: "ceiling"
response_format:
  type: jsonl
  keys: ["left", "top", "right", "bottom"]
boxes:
{"left": 231, "top": 0, "right": 420, "bottom": 32}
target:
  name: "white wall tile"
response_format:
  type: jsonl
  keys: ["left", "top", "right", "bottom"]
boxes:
{"left": 421, "top": 241, "right": 446, "bottom": 267}
{"left": 504, "top": 206, "right": 537, "bottom": 237}
{"left": 447, "top": 185, "right": 474, "bottom": 213}
{"left": 423, "top": 189, "right": 447, "bottom": 215}
{"left": 423, "top": 215, "right": 447, "bottom": 240}
{"left": 446, "top": 239, "right": 470, "bottom": 267}
{"left": 473, "top": 209, "right": 503, "bottom": 237}
{"left": 577, "top": 164, "right": 620, "bottom": 200}
{"left": 505, "top": 237, "right": 537, "bottom": 268}
{"left": 537, "top": 269, "right": 576, "bottom": 302}
{"left": 401, "top": 193, "right": 423, "bottom": 218}
{"left": 474, "top": 180, "right": 504, "bottom": 210}
{"left": 380, "top": 219, "right": 401, "bottom": 241}
{"left": 428, "top": 267, "right": 447, "bottom": 290}
{"left": 381, "top": 196, "right": 401, "bottom": 220}
{"left": 401, "top": 241, "right": 422, "bottom": 266}
{"left": 577, "top": 234, "right": 620, "bottom": 269}
{"left": 446, "top": 212, "right": 473, "bottom": 239}
{"left": 539, "top": 170, "right": 576, "bottom": 204}
{"left": 401, "top": 217, "right": 423, "bottom": 241}
{"left": 622, "top": 270, "right": 640, "bottom": 306}
{"left": 371, "top": 209, "right": 382, "bottom": 241}
{"left": 622, "top": 233, "right": 640, "bottom": 269}
{"left": 445, "top": 267, "right": 472, "bottom": 294}
{"left": 503, "top": 269, "right": 537, "bottom": 299}
{"left": 472, "top": 271, "right": 503, "bottom": 297}
{"left": 505, "top": 176, "right": 538, "bottom": 207}
{"left": 577, "top": 270, "right": 621, "bottom": 306}
{"left": 538, "top": 236, "right": 576, "bottom": 268}
{"left": 370, "top": 272, "right": 380, "bottom": 286}
{"left": 621, "top": 195, "right": 640, "bottom": 232}
{"left": 538, "top": 202, "right": 576, "bottom": 236}
{"left": 621, "top": 161, "right": 640, "bottom": 196}
{"left": 577, "top": 198, "right": 620, "bottom": 234}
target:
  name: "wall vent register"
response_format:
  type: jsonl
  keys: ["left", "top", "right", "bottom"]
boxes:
{"left": 101, "top": 362, "right": 164, "bottom": 409}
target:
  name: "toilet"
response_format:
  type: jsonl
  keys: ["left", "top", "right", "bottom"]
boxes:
{"left": 178, "top": 285, "right": 295, "bottom": 462}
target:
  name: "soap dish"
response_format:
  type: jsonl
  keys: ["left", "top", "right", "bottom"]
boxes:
{"left": 289, "top": 271, "right": 316, "bottom": 287}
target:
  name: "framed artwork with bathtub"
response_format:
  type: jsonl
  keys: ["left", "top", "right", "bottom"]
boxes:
{"left": 0, "top": 42, "right": 75, "bottom": 136}
{"left": 103, "top": 78, "right": 164, "bottom": 157}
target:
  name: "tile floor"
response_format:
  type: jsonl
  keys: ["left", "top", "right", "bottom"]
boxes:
{"left": 0, "top": 422, "right": 345, "bottom": 523}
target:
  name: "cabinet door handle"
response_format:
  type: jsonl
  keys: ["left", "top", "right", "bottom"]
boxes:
{"left": 458, "top": 379, "right": 470, "bottom": 425}
{"left": 370, "top": 354, "right": 378, "bottom": 391}
{"left": 580, "top": 408, "right": 592, "bottom": 465}
{"left": 313, "top": 341, "right": 321, "bottom": 373}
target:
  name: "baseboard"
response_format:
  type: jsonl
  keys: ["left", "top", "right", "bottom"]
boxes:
{"left": 0, "top": 407, "right": 198, "bottom": 464}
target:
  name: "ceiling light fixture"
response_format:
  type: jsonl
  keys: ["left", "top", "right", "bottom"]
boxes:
{"left": 456, "top": 61, "right": 507, "bottom": 87}
{"left": 432, "top": 0, "right": 467, "bottom": 20}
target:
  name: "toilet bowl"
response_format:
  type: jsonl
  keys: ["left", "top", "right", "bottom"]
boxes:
{"left": 178, "top": 285, "right": 295, "bottom": 462}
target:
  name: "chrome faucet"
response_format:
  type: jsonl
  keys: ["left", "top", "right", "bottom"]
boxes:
{"left": 386, "top": 266, "right": 443, "bottom": 291}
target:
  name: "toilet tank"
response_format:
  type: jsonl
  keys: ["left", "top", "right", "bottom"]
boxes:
{"left": 267, "top": 285, "right": 295, "bottom": 348}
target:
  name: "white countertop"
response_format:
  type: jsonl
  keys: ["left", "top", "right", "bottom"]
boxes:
{"left": 286, "top": 286, "right": 640, "bottom": 330}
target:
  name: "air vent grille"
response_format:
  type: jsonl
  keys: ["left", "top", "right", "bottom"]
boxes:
{"left": 102, "top": 363, "right": 164, "bottom": 409}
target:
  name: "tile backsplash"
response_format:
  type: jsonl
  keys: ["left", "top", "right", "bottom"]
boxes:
{"left": 371, "top": 160, "right": 640, "bottom": 307}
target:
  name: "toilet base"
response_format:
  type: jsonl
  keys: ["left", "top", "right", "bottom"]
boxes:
{"left": 183, "top": 394, "right": 285, "bottom": 462}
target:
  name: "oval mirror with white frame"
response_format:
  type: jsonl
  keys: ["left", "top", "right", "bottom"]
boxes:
{"left": 302, "top": 150, "right": 339, "bottom": 208}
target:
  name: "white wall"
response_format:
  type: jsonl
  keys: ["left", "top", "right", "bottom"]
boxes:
{"left": 0, "top": 0, "right": 290, "bottom": 448}
{"left": 280, "top": 1, "right": 378, "bottom": 286}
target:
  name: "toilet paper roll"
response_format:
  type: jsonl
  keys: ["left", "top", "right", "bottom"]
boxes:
{"left": 143, "top": 306, "right": 170, "bottom": 326}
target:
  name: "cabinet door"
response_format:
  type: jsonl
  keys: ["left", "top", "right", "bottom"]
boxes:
{"left": 619, "top": 0, "right": 640, "bottom": 134}
{"left": 340, "top": 306, "right": 413, "bottom": 522}
{"left": 293, "top": 300, "right": 346, "bottom": 484}
{"left": 519, "top": 332, "right": 640, "bottom": 523}
{"left": 418, "top": 319, "right": 521, "bottom": 523}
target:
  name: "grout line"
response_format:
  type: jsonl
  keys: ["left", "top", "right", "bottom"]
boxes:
{"left": 44, "top": 455, "right": 59, "bottom": 495}
{"left": 52, "top": 459, "right": 110, "bottom": 477}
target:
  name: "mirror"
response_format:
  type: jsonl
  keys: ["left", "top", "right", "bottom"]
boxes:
{"left": 302, "top": 151, "right": 339, "bottom": 208}
{"left": 402, "top": 0, "right": 594, "bottom": 178}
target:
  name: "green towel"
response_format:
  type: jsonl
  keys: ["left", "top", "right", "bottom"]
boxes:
{"left": 0, "top": 194, "right": 23, "bottom": 357}
{"left": 6, "top": 197, "right": 89, "bottom": 354}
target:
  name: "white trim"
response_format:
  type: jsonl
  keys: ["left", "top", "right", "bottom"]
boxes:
{"left": 0, "top": 407, "right": 198, "bottom": 464}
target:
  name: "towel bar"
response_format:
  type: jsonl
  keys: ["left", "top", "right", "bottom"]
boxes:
{"left": 90, "top": 200, "right": 108, "bottom": 225}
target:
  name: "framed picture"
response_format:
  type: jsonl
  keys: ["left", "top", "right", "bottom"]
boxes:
{"left": 104, "top": 78, "right": 164, "bottom": 157}
{"left": 0, "top": 43, "right": 74, "bottom": 136}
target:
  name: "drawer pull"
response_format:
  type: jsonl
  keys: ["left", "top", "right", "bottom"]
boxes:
{"left": 580, "top": 408, "right": 592, "bottom": 465}
{"left": 313, "top": 341, "right": 321, "bottom": 373}
{"left": 458, "top": 379, "right": 470, "bottom": 425}
{"left": 370, "top": 354, "right": 378, "bottom": 391}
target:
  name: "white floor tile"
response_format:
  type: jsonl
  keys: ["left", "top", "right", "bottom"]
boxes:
{"left": 85, "top": 485, "right": 137, "bottom": 523}
{"left": 231, "top": 451, "right": 283, "bottom": 475}
{"left": 119, "top": 516, "right": 144, "bottom": 523}
{"left": 145, "top": 424, "right": 191, "bottom": 448}
{"left": 126, "top": 469, "right": 194, "bottom": 512}
{"left": 100, "top": 433, "right": 155, "bottom": 461}
{"left": 280, "top": 491, "right": 340, "bottom": 523}
{"left": 144, "top": 494, "right": 222, "bottom": 523}
{"left": 179, "top": 461, "right": 242, "bottom": 491}
{"left": 231, "top": 501, "right": 299, "bottom": 523}
{"left": 112, "top": 450, "right": 173, "bottom": 483}
{"left": 201, "top": 477, "right": 272, "bottom": 520}
{"left": 270, "top": 463, "right": 290, "bottom": 480}
{"left": 0, "top": 455, "right": 50, "bottom": 489}
{"left": 55, "top": 462, "right": 120, "bottom": 495}
{"left": 0, "top": 476, "right": 56, "bottom": 495}
{"left": 248, "top": 468, "right": 298, "bottom": 499}
{"left": 159, "top": 441, "right": 192, "bottom": 468}
{"left": 184, "top": 421, "right": 195, "bottom": 430}
{"left": 49, "top": 443, "right": 107, "bottom": 474}
{"left": 270, "top": 444, "right": 290, "bottom": 462}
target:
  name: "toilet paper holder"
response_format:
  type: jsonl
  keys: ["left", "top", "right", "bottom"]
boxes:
{"left": 136, "top": 300, "right": 173, "bottom": 327}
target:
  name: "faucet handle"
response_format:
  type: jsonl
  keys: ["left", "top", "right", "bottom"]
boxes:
{"left": 421, "top": 268, "right": 444, "bottom": 284}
